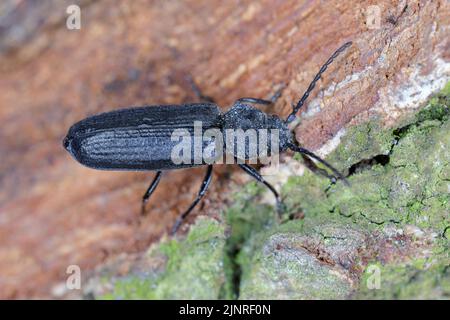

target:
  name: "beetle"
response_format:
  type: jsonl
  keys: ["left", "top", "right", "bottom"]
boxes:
{"left": 63, "top": 42, "right": 352, "bottom": 234}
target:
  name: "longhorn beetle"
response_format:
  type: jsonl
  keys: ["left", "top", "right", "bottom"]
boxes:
{"left": 63, "top": 42, "right": 352, "bottom": 234}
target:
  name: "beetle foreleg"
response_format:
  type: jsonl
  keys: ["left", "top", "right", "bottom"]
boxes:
{"left": 171, "top": 165, "right": 214, "bottom": 235}
{"left": 238, "top": 164, "right": 284, "bottom": 217}
{"left": 300, "top": 154, "right": 337, "bottom": 184}
{"left": 289, "top": 144, "right": 349, "bottom": 186}
{"left": 141, "top": 171, "right": 163, "bottom": 215}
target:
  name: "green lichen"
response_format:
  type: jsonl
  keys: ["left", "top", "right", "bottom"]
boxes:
{"left": 237, "top": 226, "right": 357, "bottom": 299}
{"left": 101, "top": 218, "right": 226, "bottom": 299}
{"left": 356, "top": 255, "right": 449, "bottom": 299}
{"left": 331, "top": 121, "right": 394, "bottom": 171}
{"left": 231, "top": 82, "right": 450, "bottom": 299}
{"left": 282, "top": 85, "right": 450, "bottom": 232}
{"left": 221, "top": 183, "right": 277, "bottom": 299}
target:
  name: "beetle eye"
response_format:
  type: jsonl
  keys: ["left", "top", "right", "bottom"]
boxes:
{"left": 63, "top": 136, "right": 71, "bottom": 149}
{"left": 244, "top": 109, "right": 261, "bottom": 121}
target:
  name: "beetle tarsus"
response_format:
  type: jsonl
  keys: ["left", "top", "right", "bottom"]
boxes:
{"left": 275, "top": 200, "right": 286, "bottom": 219}
{"left": 238, "top": 163, "right": 284, "bottom": 217}
{"left": 289, "top": 143, "right": 349, "bottom": 186}
{"left": 300, "top": 153, "right": 339, "bottom": 185}
{"left": 141, "top": 171, "right": 163, "bottom": 216}
{"left": 170, "top": 217, "right": 182, "bottom": 236}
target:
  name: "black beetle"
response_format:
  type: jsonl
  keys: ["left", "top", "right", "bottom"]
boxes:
{"left": 63, "top": 42, "right": 352, "bottom": 234}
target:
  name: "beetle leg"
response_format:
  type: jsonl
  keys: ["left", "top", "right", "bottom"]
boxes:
{"left": 235, "top": 86, "right": 284, "bottom": 106}
{"left": 300, "top": 154, "right": 337, "bottom": 184}
{"left": 238, "top": 164, "right": 284, "bottom": 217}
{"left": 171, "top": 165, "right": 213, "bottom": 235}
{"left": 141, "top": 171, "right": 163, "bottom": 215}
{"left": 289, "top": 143, "right": 349, "bottom": 186}
{"left": 235, "top": 97, "right": 272, "bottom": 105}
{"left": 186, "top": 75, "right": 216, "bottom": 103}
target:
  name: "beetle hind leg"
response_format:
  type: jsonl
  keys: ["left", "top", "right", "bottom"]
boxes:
{"left": 186, "top": 75, "right": 216, "bottom": 103}
{"left": 171, "top": 165, "right": 213, "bottom": 235}
{"left": 141, "top": 171, "right": 163, "bottom": 215}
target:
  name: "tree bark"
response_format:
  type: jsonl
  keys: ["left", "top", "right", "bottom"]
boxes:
{"left": 0, "top": 0, "right": 448, "bottom": 298}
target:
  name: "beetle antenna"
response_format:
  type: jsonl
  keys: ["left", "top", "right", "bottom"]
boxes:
{"left": 288, "top": 143, "right": 349, "bottom": 186}
{"left": 286, "top": 42, "right": 352, "bottom": 123}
